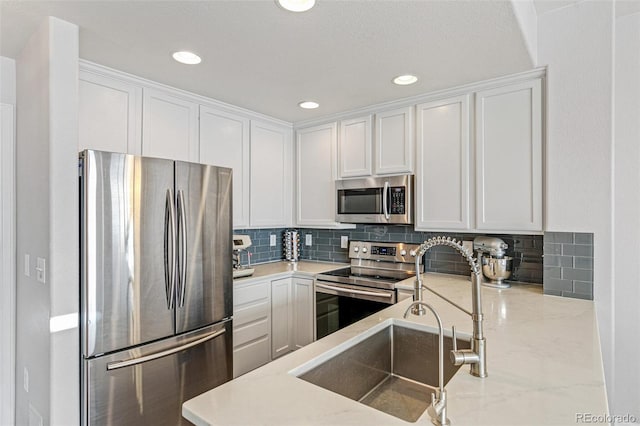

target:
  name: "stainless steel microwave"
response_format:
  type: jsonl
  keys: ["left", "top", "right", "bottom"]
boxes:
{"left": 336, "top": 175, "right": 414, "bottom": 224}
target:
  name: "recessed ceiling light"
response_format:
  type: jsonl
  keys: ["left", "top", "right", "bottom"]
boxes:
{"left": 298, "top": 101, "right": 319, "bottom": 109}
{"left": 172, "top": 51, "right": 202, "bottom": 65}
{"left": 393, "top": 74, "right": 418, "bottom": 85}
{"left": 277, "top": 0, "right": 316, "bottom": 12}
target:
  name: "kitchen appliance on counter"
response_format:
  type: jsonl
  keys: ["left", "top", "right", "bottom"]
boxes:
{"left": 283, "top": 229, "right": 300, "bottom": 262}
{"left": 80, "top": 150, "right": 233, "bottom": 426}
{"left": 233, "top": 234, "right": 255, "bottom": 278}
{"left": 315, "top": 240, "right": 423, "bottom": 339}
{"left": 473, "top": 236, "right": 513, "bottom": 288}
{"left": 336, "top": 174, "right": 414, "bottom": 224}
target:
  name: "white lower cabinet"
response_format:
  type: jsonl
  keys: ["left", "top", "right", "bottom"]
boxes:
{"left": 232, "top": 280, "right": 271, "bottom": 378}
{"left": 271, "top": 276, "right": 315, "bottom": 359}
{"left": 271, "top": 278, "right": 294, "bottom": 359}
{"left": 293, "top": 278, "right": 314, "bottom": 349}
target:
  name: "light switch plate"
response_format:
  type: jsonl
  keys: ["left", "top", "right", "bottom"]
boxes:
{"left": 305, "top": 234, "right": 312, "bottom": 246}
{"left": 463, "top": 241, "right": 473, "bottom": 253}
{"left": 36, "top": 257, "right": 46, "bottom": 284}
{"left": 340, "top": 235, "right": 349, "bottom": 249}
{"left": 24, "top": 254, "right": 30, "bottom": 277}
{"left": 269, "top": 234, "right": 277, "bottom": 247}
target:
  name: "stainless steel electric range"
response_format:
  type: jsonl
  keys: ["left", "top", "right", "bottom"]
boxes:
{"left": 315, "top": 240, "right": 424, "bottom": 339}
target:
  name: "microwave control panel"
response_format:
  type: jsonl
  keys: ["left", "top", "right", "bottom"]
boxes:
{"left": 390, "top": 187, "right": 405, "bottom": 214}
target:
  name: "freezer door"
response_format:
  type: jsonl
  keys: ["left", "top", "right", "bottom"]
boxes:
{"left": 81, "top": 150, "right": 176, "bottom": 357}
{"left": 84, "top": 320, "right": 232, "bottom": 426}
{"left": 174, "top": 162, "right": 233, "bottom": 333}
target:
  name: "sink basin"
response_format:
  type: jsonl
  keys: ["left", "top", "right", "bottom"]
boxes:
{"left": 291, "top": 319, "right": 470, "bottom": 422}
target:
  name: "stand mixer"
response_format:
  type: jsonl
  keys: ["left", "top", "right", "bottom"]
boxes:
{"left": 473, "top": 236, "right": 513, "bottom": 288}
{"left": 232, "top": 234, "right": 255, "bottom": 278}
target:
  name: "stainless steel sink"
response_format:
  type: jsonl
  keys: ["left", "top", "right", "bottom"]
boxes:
{"left": 292, "top": 319, "right": 470, "bottom": 423}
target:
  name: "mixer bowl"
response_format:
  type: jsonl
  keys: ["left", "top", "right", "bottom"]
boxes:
{"left": 481, "top": 256, "right": 513, "bottom": 286}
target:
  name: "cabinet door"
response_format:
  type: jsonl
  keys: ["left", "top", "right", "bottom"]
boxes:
{"left": 296, "top": 123, "right": 339, "bottom": 227}
{"left": 293, "top": 278, "right": 314, "bottom": 349}
{"left": 475, "top": 79, "right": 542, "bottom": 231}
{"left": 142, "top": 88, "right": 199, "bottom": 162}
{"left": 250, "top": 121, "right": 292, "bottom": 227}
{"left": 338, "top": 115, "right": 372, "bottom": 178}
{"left": 79, "top": 71, "right": 142, "bottom": 154}
{"left": 271, "top": 278, "right": 293, "bottom": 359}
{"left": 416, "top": 95, "right": 470, "bottom": 230}
{"left": 374, "top": 106, "right": 414, "bottom": 175}
{"left": 200, "top": 106, "right": 250, "bottom": 228}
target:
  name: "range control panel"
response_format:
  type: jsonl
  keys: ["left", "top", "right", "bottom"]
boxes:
{"left": 349, "top": 241, "right": 422, "bottom": 264}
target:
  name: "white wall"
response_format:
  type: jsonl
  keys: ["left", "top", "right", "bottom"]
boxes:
{"left": 0, "top": 56, "right": 16, "bottom": 426}
{"left": 15, "top": 17, "right": 79, "bottom": 426}
{"left": 537, "top": 0, "right": 616, "bottom": 411}
{"left": 613, "top": 10, "right": 640, "bottom": 419}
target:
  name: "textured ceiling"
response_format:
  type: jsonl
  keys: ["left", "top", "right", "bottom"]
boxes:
{"left": 0, "top": 0, "right": 534, "bottom": 123}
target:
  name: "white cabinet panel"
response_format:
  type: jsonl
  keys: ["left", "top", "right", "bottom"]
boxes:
{"left": 79, "top": 71, "right": 142, "bottom": 154}
{"left": 338, "top": 115, "right": 372, "bottom": 178}
{"left": 374, "top": 106, "right": 414, "bottom": 175}
{"left": 416, "top": 95, "right": 470, "bottom": 230}
{"left": 271, "top": 278, "right": 293, "bottom": 359}
{"left": 296, "top": 123, "right": 339, "bottom": 227}
{"left": 250, "top": 121, "right": 292, "bottom": 227}
{"left": 142, "top": 88, "right": 198, "bottom": 162}
{"left": 293, "top": 278, "right": 314, "bottom": 349}
{"left": 200, "top": 106, "right": 250, "bottom": 227}
{"left": 475, "top": 79, "right": 542, "bottom": 231}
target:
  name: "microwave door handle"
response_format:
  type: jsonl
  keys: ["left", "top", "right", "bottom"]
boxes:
{"left": 383, "top": 181, "right": 390, "bottom": 220}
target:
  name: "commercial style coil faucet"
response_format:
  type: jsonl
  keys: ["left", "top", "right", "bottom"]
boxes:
{"left": 408, "top": 236, "right": 488, "bottom": 378}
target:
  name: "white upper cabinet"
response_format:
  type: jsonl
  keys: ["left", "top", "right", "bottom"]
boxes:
{"left": 374, "top": 106, "right": 414, "bottom": 175}
{"left": 79, "top": 71, "right": 142, "bottom": 154}
{"left": 142, "top": 88, "right": 199, "bottom": 162}
{"left": 296, "top": 123, "right": 339, "bottom": 227}
{"left": 475, "top": 79, "right": 542, "bottom": 231}
{"left": 338, "top": 115, "right": 372, "bottom": 178}
{"left": 250, "top": 121, "right": 292, "bottom": 227}
{"left": 416, "top": 95, "right": 470, "bottom": 230}
{"left": 199, "top": 106, "right": 250, "bottom": 228}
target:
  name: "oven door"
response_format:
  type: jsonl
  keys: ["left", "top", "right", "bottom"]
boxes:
{"left": 315, "top": 281, "right": 396, "bottom": 340}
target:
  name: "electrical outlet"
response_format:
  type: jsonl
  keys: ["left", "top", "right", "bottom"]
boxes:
{"left": 24, "top": 254, "right": 30, "bottom": 277}
{"left": 463, "top": 240, "right": 473, "bottom": 253}
{"left": 340, "top": 235, "right": 349, "bottom": 249}
{"left": 23, "top": 367, "right": 29, "bottom": 392}
{"left": 36, "top": 257, "right": 46, "bottom": 284}
{"left": 269, "top": 234, "right": 276, "bottom": 247}
{"left": 305, "top": 234, "right": 312, "bottom": 246}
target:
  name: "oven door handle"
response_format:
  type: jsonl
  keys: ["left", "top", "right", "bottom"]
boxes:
{"left": 316, "top": 282, "right": 394, "bottom": 298}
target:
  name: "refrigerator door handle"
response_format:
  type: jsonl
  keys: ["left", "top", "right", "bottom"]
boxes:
{"left": 164, "top": 188, "right": 177, "bottom": 309}
{"left": 106, "top": 327, "right": 226, "bottom": 371}
{"left": 177, "top": 189, "right": 188, "bottom": 307}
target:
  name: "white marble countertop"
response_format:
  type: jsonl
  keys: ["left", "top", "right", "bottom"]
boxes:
{"left": 233, "top": 260, "right": 348, "bottom": 283}
{"left": 185, "top": 273, "right": 608, "bottom": 426}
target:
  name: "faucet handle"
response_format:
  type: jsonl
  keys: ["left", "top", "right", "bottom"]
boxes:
{"left": 451, "top": 325, "right": 458, "bottom": 352}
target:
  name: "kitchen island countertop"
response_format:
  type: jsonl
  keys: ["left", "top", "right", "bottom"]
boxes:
{"left": 185, "top": 272, "right": 608, "bottom": 425}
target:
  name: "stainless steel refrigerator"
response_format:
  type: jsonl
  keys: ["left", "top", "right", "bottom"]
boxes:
{"left": 79, "top": 150, "right": 233, "bottom": 425}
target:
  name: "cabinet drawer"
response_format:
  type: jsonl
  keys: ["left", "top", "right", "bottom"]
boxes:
{"left": 233, "top": 336, "right": 270, "bottom": 378}
{"left": 234, "top": 300, "right": 269, "bottom": 326}
{"left": 234, "top": 281, "right": 269, "bottom": 306}
{"left": 233, "top": 317, "right": 270, "bottom": 346}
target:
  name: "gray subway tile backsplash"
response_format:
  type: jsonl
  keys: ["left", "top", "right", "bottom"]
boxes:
{"left": 234, "top": 227, "right": 594, "bottom": 300}
{"left": 543, "top": 232, "right": 594, "bottom": 300}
